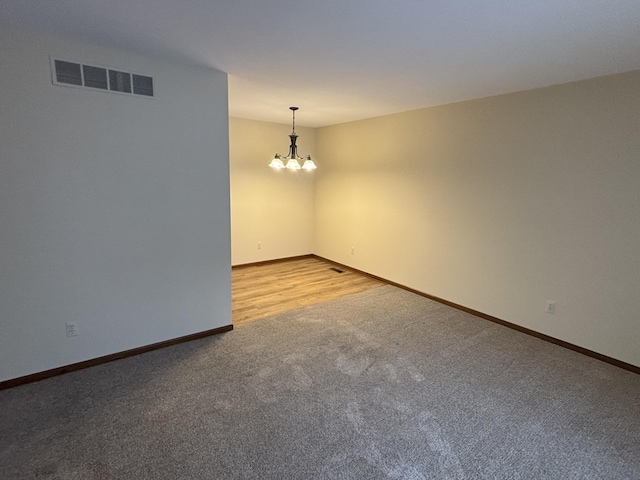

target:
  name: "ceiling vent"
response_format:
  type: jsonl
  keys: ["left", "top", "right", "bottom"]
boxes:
{"left": 51, "top": 58, "right": 154, "bottom": 98}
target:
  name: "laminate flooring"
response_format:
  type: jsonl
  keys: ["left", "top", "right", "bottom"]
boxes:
{"left": 232, "top": 256, "right": 385, "bottom": 325}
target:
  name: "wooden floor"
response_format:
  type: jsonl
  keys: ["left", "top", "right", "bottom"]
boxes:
{"left": 232, "top": 256, "right": 385, "bottom": 325}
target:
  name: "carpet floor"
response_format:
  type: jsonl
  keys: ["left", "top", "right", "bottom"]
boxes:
{"left": 1, "top": 285, "right": 639, "bottom": 479}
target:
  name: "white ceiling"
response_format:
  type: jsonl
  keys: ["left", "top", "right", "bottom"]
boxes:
{"left": 2, "top": 1, "right": 640, "bottom": 127}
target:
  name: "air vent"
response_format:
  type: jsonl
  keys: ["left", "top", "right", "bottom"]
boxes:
{"left": 329, "top": 267, "right": 345, "bottom": 273}
{"left": 82, "top": 65, "right": 108, "bottom": 90}
{"left": 54, "top": 60, "right": 82, "bottom": 86}
{"left": 109, "top": 69, "right": 132, "bottom": 93}
{"left": 132, "top": 74, "right": 154, "bottom": 96}
{"left": 51, "top": 58, "right": 154, "bottom": 98}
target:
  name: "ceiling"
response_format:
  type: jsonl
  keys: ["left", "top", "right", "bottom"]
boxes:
{"left": 2, "top": 1, "right": 640, "bottom": 127}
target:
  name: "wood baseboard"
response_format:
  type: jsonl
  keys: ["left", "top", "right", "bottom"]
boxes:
{"left": 312, "top": 255, "right": 640, "bottom": 376}
{"left": 232, "top": 254, "right": 314, "bottom": 269}
{"left": 0, "top": 324, "right": 233, "bottom": 391}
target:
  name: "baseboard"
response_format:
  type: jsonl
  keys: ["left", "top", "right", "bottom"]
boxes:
{"left": 312, "top": 255, "right": 640, "bottom": 375}
{"left": 232, "top": 254, "right": 314, "bottom": 269}
{"left": 0, "top": 324, "right": 233, "bottom": 391}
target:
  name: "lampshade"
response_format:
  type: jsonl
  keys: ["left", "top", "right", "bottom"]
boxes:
{"left": 285, "top": 158, "right": 301, "bottom": 170}
{"left": 302, "top": 156, "right": 317, "bottom": 170}
{"left": 269, "top": 154, "right": 285, "bottom": 169}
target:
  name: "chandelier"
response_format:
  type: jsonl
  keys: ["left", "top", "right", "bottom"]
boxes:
{"left": 269, "top": 107, "right": 317, "bottom": 171}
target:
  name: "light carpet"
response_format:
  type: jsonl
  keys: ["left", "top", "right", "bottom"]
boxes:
{"left": 1, "top": 285, "right": 639, "bottom": 479}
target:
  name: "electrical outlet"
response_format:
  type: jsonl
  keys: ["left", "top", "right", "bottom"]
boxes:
{"left": 351, "top": 246, "right": 355, "bottom": 255}
{"left": 545, "top": 301, "right": 556, "bottom": 314}
{"left": 257, "top": 242, "right": 261, "bottom": 250}
{"left": 65, "top": 322, "right": 78, "bottom": 337}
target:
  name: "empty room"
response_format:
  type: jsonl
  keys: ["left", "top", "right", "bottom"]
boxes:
{"left": 1, "top": 2, "right": 640, "bottom": 479}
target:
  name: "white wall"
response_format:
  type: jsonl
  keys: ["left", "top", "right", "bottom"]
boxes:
{"left": 0, "top": 27, "right": 231, "bottom": 382}
{"left": 230, "top": 117, "right": 315, "bottom": 265}
{"left": 315, "top": 71, "right": 640, "bottom": 368}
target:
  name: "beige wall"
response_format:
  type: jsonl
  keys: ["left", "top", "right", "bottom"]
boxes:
{"left": 230, "top": 117, "right": 316, "bottom": 265}
{"left": 314, "top": 71, "right": 640, "bottom": 368}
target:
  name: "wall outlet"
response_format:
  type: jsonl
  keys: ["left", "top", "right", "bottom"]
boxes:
{"left": 545, "top": 301, "right": 556, "bottom": 314}
{"left": 351, "top": 246, "right": 355, "bottom": 255}
{"left": 257, "top": 241, "right": 261, "bottom": 250}
{"left": 65, "top": 322, "right": 79, "bottom": 337}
